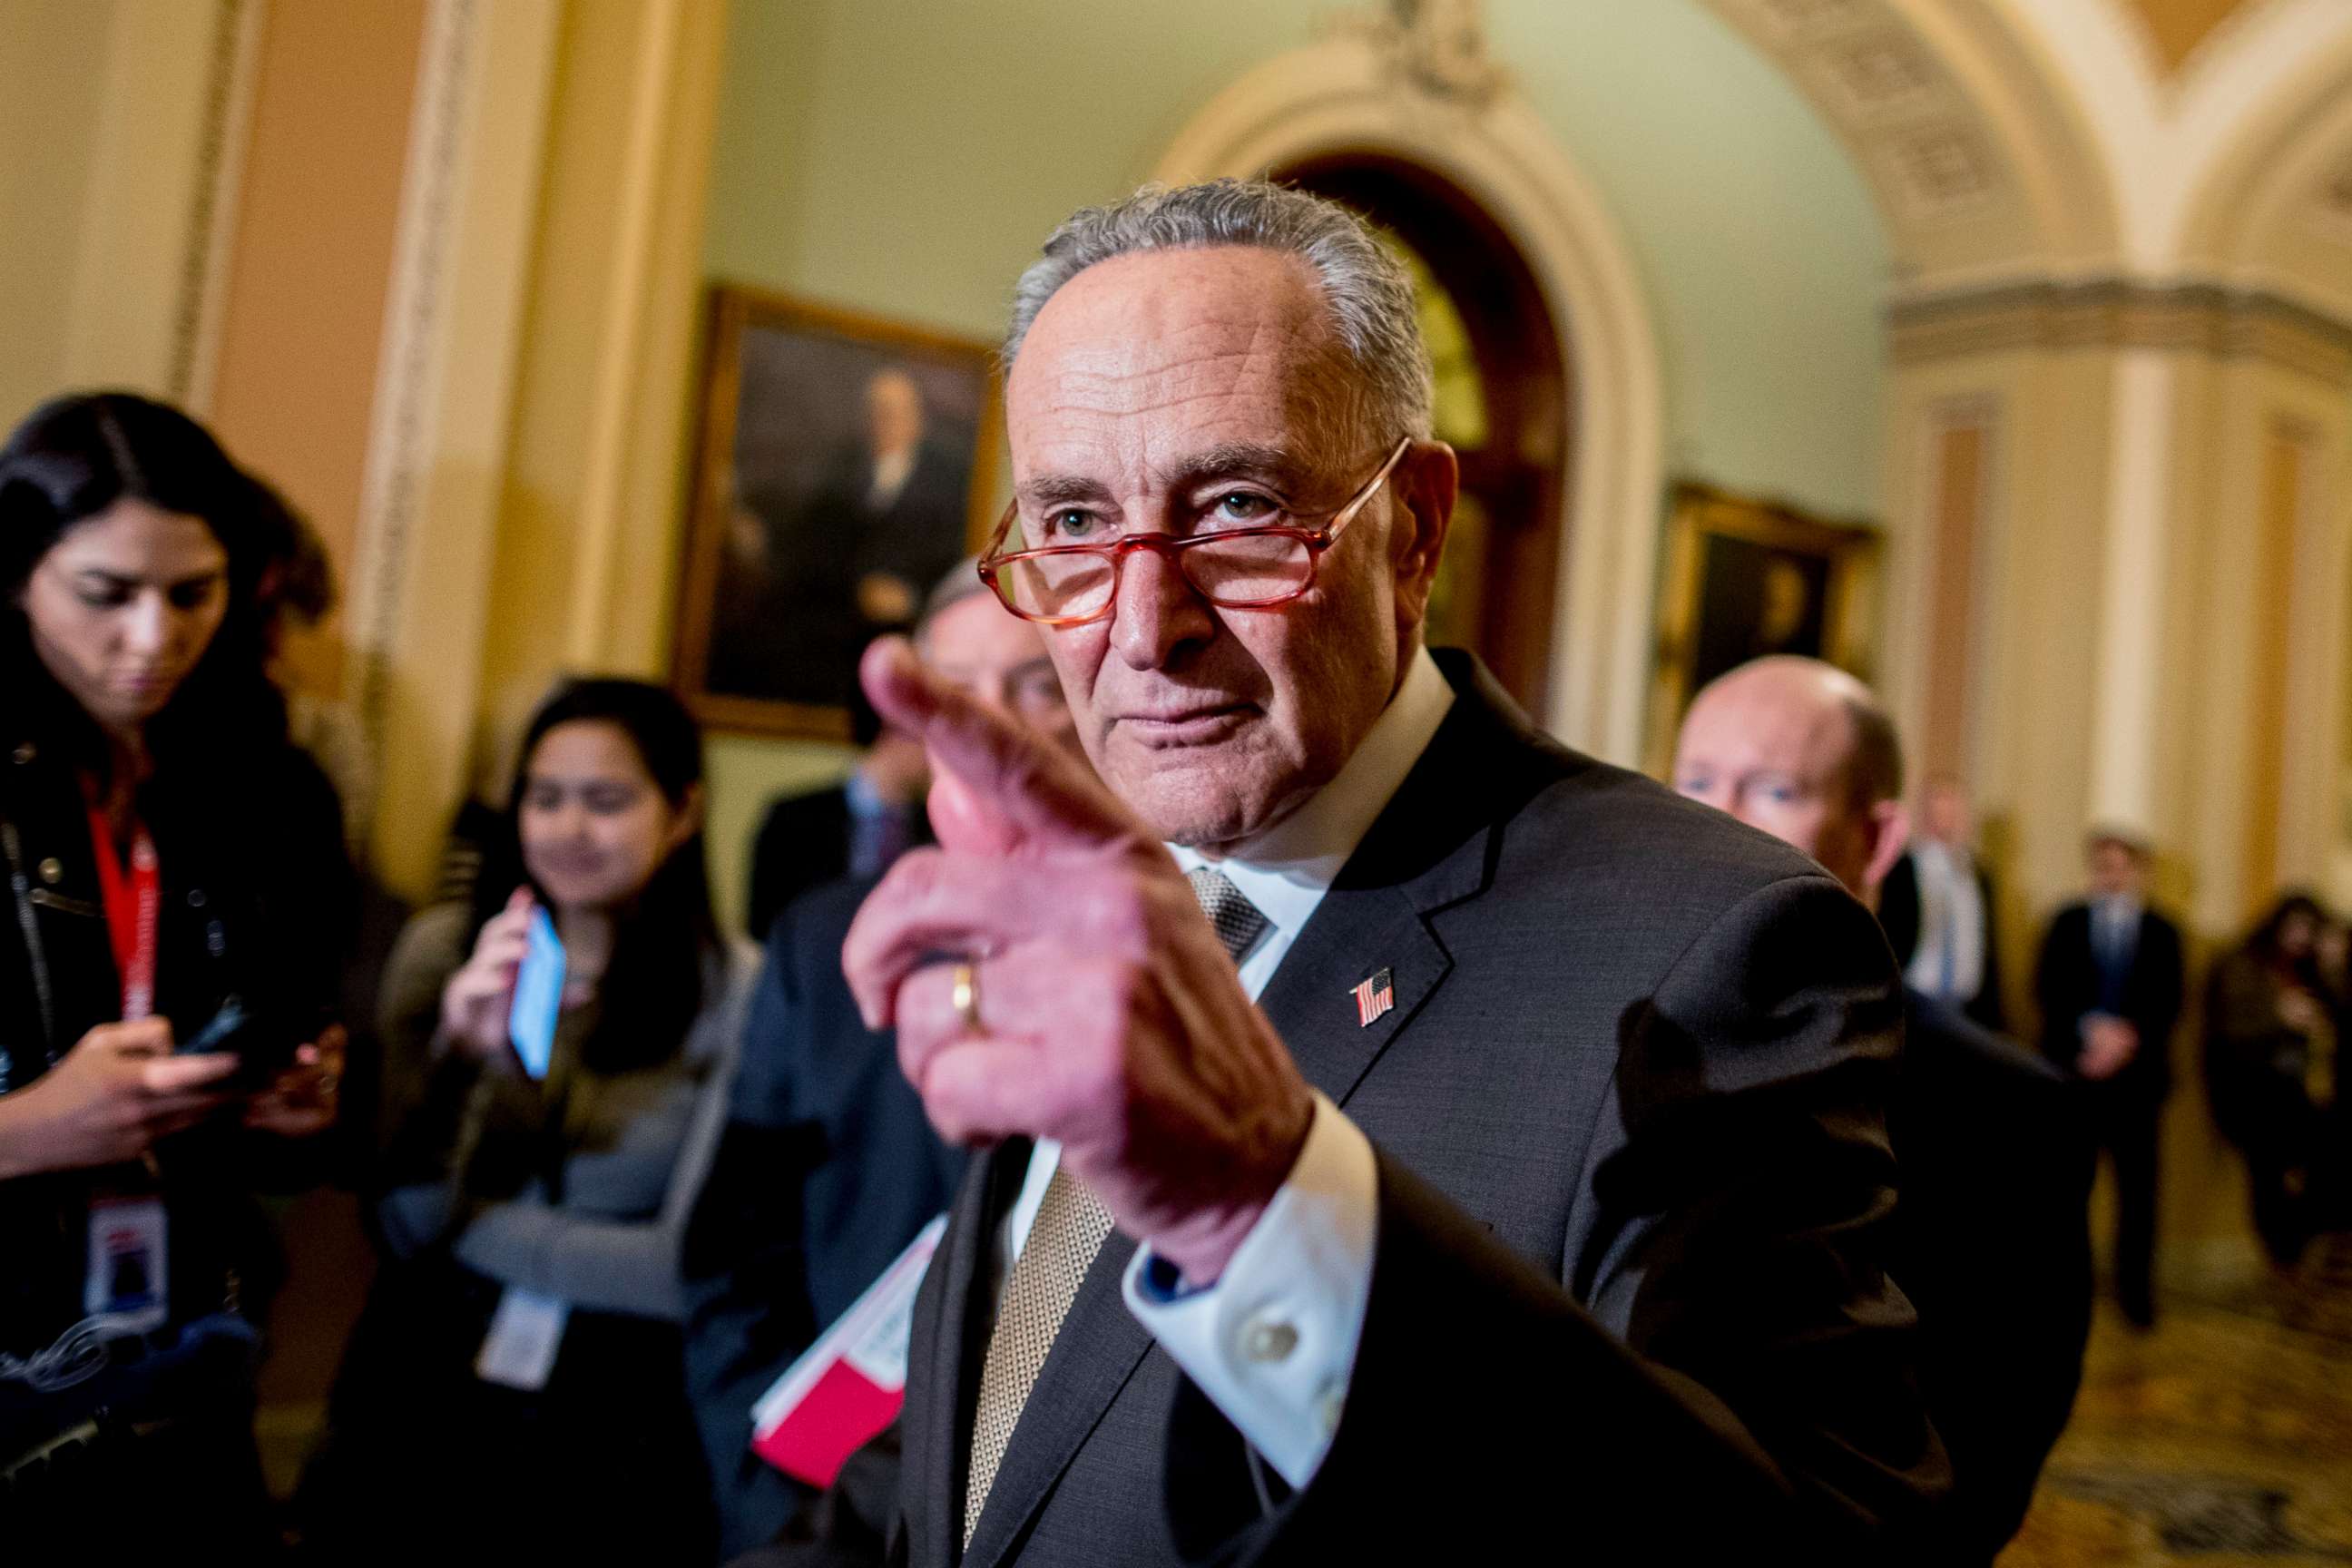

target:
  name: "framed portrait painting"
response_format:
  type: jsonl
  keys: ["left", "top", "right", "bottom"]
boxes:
{"left": 672, "top": 286, "right": 1003, "bottom": 738}
{"left": 1643, "top": 483, "right": 1883, "bottom": 775}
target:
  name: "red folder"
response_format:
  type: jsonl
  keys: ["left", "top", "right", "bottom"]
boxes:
{"left": 750, "top": 1214, "right": 946, "bottom": 1486}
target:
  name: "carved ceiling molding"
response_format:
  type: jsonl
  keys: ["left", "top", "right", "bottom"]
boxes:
{"left": 1708, "top": 0, "right": 2007, "bottom": 230}
{"left": 1710, "top": 0, "right": 2352, "bottom": 303}
{"left": 1322, "top": 0, "right": 1510, "bottom": 110}
{"left": 1889, "top": 278, "right": 2352, "bottom": 384}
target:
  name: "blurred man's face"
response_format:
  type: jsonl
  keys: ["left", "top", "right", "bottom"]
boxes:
{"left": 2278, "top": 908, "right": 2319, "bottom": 962}
{"left": 1002, "top": 245, "right": 1452, "bottom": 850}
{"left": 1672, "top": 662, "right": 1886, "bottom": 897}
{"left": 923, "top": 591, "right": 1079, "bottom": 756}
{"left": 867, "top": 372, "right": 924, "bottom": 459}
{"left": 2088, "top": 840, "right": 2144, "bottom": 898}
{"left": 1923, "top": 781, "right": 1970, "bottom": 844}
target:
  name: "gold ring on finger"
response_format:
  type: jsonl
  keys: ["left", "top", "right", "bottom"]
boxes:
{"left": 951, "top": 960, "right": 983, "bottom": 1033}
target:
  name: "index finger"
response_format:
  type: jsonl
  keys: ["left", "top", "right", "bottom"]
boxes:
{"left": 860, "top": 636, "right": 1136, "bottom": 856}
{"left": 140, "top": 1053, "right": 241, "bottom": 1093}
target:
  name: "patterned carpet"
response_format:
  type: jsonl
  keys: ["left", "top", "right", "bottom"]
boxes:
{"left": 2002, "top": 1235, "right": 2352, "bottom": 1565}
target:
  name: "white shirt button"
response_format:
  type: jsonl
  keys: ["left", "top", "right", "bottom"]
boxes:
{"left": 1240, "top": 1317, "right": 1298, "bottom": 1364}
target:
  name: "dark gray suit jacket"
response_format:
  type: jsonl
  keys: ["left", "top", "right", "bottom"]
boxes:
{"left": 685, "top": 877, "right": 968, "bottom": 1558}
{"left": 839, "top": 652, "right": 1940, "bottom": 1566}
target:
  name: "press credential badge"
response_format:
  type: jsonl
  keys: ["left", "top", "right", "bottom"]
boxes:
{"left": 84, "top": 1195, "right": 168, "bottom": 1332}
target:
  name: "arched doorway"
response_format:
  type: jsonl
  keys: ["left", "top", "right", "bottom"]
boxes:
{"left": 1152, "top": 30, "right": 1662, "bottom": 761}
{"left": 1279, "top": 152, "right": 1572, "bottom": 719}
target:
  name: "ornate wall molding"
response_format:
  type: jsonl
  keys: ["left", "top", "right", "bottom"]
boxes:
{"left": 1889, "top": 278, "right": 2352, "bottom": 383}
{"left": 348, "top": 0, "right": 484, "bottom": 842}
{"left": 165, "top": 0, "right": 265, "bottom": 412}
{"left": 1702, "top": 0, "right": 2116, "bottom": 279}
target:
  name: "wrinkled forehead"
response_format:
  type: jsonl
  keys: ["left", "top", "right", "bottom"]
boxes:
{"left": 1678, "top": 685, "right": 1857, "bottom": 784}
{"left": 1004, "top": 248, "right": 1359, "bottom": 477}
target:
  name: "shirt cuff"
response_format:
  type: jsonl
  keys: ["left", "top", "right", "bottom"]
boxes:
{"left": 1121, "top": 1091, "right": 1377, "bottom": 1490}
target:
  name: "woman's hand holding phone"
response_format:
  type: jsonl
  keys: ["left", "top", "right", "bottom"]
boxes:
{"left": 441, "top": 888, "right": 534, "bottom": 1062}
{"left": 245, "top": 1024, "right": 347, "bottom": 1137}
{"left": 0, "top": 1018, "right": 239, "bottom": 1177}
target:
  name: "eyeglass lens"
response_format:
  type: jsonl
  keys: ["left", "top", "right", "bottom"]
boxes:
{"left": 997, "top": 533, "right": 1314, "bottom": 620}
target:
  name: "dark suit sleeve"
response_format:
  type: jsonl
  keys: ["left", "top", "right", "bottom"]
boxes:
{"left": 1880, "top": 853, "right": 1921, "bottom": 971}
{"left": 1953, "top": 1073, "right": 2091, "bottom": 1551}
{"left": 1974, "top": 869, "right": 2009, "bottom": 1035}
{"left": 1895, "top": 1009, "right": 2091, "bottom": 1560}
{"left": 2141, "top": 917, "right": 2186, "bottom": 1047}
{"left": 2034, "top": 913, "right": 2080, "bottom": 1071}
{"left": 684, "top": 906, "right": 824, "bottom": 1557}
{"left": 1231, "top": 875, "right": 1942, "bottom": 1563}
{"left": 225, "top": 750, "right": 360, "bottom": 1191}
{"left": 747, "top": 798, "right": 799, "bottom": 946}
{"left": 721, "top": 1423, "right": 908, "bottom": 1568}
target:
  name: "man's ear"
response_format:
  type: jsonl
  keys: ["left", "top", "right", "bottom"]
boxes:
{"left": 1862, "top": 799, "right": 1911, "bottom": 900}
{"left": 1389, "top": 440, "right": 1458, "bottom": 637}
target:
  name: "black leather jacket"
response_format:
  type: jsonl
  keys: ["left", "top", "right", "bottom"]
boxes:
{"left": 0, "top": 716, "right": 352, "bottom": 1356}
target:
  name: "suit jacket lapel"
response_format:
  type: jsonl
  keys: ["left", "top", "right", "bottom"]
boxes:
{"left": 906, "top": 1142, "right": 1016, "bottom": 1568}
{"left": 946, "top": 655, "right": 1538, "bottom": 1563}
{"left": 1258, "top": 659, "right": 1514, "bottom": 1102}
{"left": 1257, "top": 877, "right": 1450, "bottom": 1107}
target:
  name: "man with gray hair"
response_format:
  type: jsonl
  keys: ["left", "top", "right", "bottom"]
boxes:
{"left": 821, "top": 179, "right": 1940, "bottom": 1564}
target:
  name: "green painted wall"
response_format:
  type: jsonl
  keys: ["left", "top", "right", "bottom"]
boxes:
{"left": 696, "top": 0, "right": 1892, "bottom": 930}
{"left": 705, "top": 0, "right": 1890, "bottom": 515}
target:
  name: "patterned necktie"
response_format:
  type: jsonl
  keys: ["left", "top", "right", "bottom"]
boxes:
{"left": 961, "top": 866, "right": 1270, "bottom": 1547}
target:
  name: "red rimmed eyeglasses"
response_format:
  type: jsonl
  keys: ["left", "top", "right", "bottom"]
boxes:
{"left": 976, "top": 436, "right": 1413, "bottom": 628}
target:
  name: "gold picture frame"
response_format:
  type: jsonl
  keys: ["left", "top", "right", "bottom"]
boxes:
{"left": 1643, "top": 482, "right": 1883, "bottom": 776}
{"left": 671, "top": 285, "right": 1004, "bottom": 740}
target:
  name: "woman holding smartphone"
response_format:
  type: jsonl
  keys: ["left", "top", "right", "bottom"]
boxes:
{"left": 0, "top": 392, "right": 352, "bottom": 1556}
{"left": 300, "top": 679, "right": 748, "bottom": 1563}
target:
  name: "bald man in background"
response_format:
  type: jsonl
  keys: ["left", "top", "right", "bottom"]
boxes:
{"left": 1675, "top": 657, "right": 2092, "bottom": 1567}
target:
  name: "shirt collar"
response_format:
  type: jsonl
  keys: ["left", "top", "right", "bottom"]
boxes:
{"left": 1169, "top": 645, "right": 1455, "bottom": 937}
{"left": 1916, "top": 838, "right": 1969, "bottom": 875}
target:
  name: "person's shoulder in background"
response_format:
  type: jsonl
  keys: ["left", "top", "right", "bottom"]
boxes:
{"left": 747, "top": 785, "right": 855, "bottom": 943}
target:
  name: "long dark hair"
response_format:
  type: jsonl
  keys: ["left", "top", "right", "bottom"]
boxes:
{"left": 470, "top": 679, "right": 718, "bottom": 1074}
{"left": 2244, "top": 891, "right": 2327, "bottom": 982}
{"left": 0, "top": 391, "right": 304, "bottom": 777}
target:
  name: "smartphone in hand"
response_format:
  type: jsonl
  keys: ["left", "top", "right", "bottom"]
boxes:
{"left": 506, "top": 907, "right": 565, "bottom": 1080}
{"left": 176, "top": 995, "right": 303, "bottom": 1089}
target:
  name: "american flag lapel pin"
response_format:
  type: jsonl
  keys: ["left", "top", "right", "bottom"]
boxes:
{"left": 1349, "top": 966, "right": 1396, "bottom": 1028}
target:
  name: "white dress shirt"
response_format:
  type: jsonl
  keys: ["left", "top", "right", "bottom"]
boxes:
{"left": 1901, "top": 839, "right": 1984, "bottom": 1002}
{"left": 990, "top": 646, "right": 1455, "bottom": 1489}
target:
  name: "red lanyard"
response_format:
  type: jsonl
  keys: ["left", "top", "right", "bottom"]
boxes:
{"left": 85, "top": 798, "right": 161, "bottom": 1021}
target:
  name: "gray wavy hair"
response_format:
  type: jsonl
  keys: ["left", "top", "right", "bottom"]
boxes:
{"left": 1003, "top": 179, "right": 1435, "bottom": 445}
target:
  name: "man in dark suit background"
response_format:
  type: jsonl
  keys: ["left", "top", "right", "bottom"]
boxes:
{"left": 746, "top": 656, "right": 933, "bottom": 942}
{"left": 1674, "top": 657, "right": 2092, "bottom": 1564}
{"left": 687, "top": 569, "right": 1084, "bottom": 1559}
{"left": 1883, "top": 775, "right": 2009, "bottom": 1032}
{"left": 801, "top": 179, "right": 1942, "bottom": 1566}
{"left": 2035, "top": 829, "right": 2185, "bottom": 1327}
